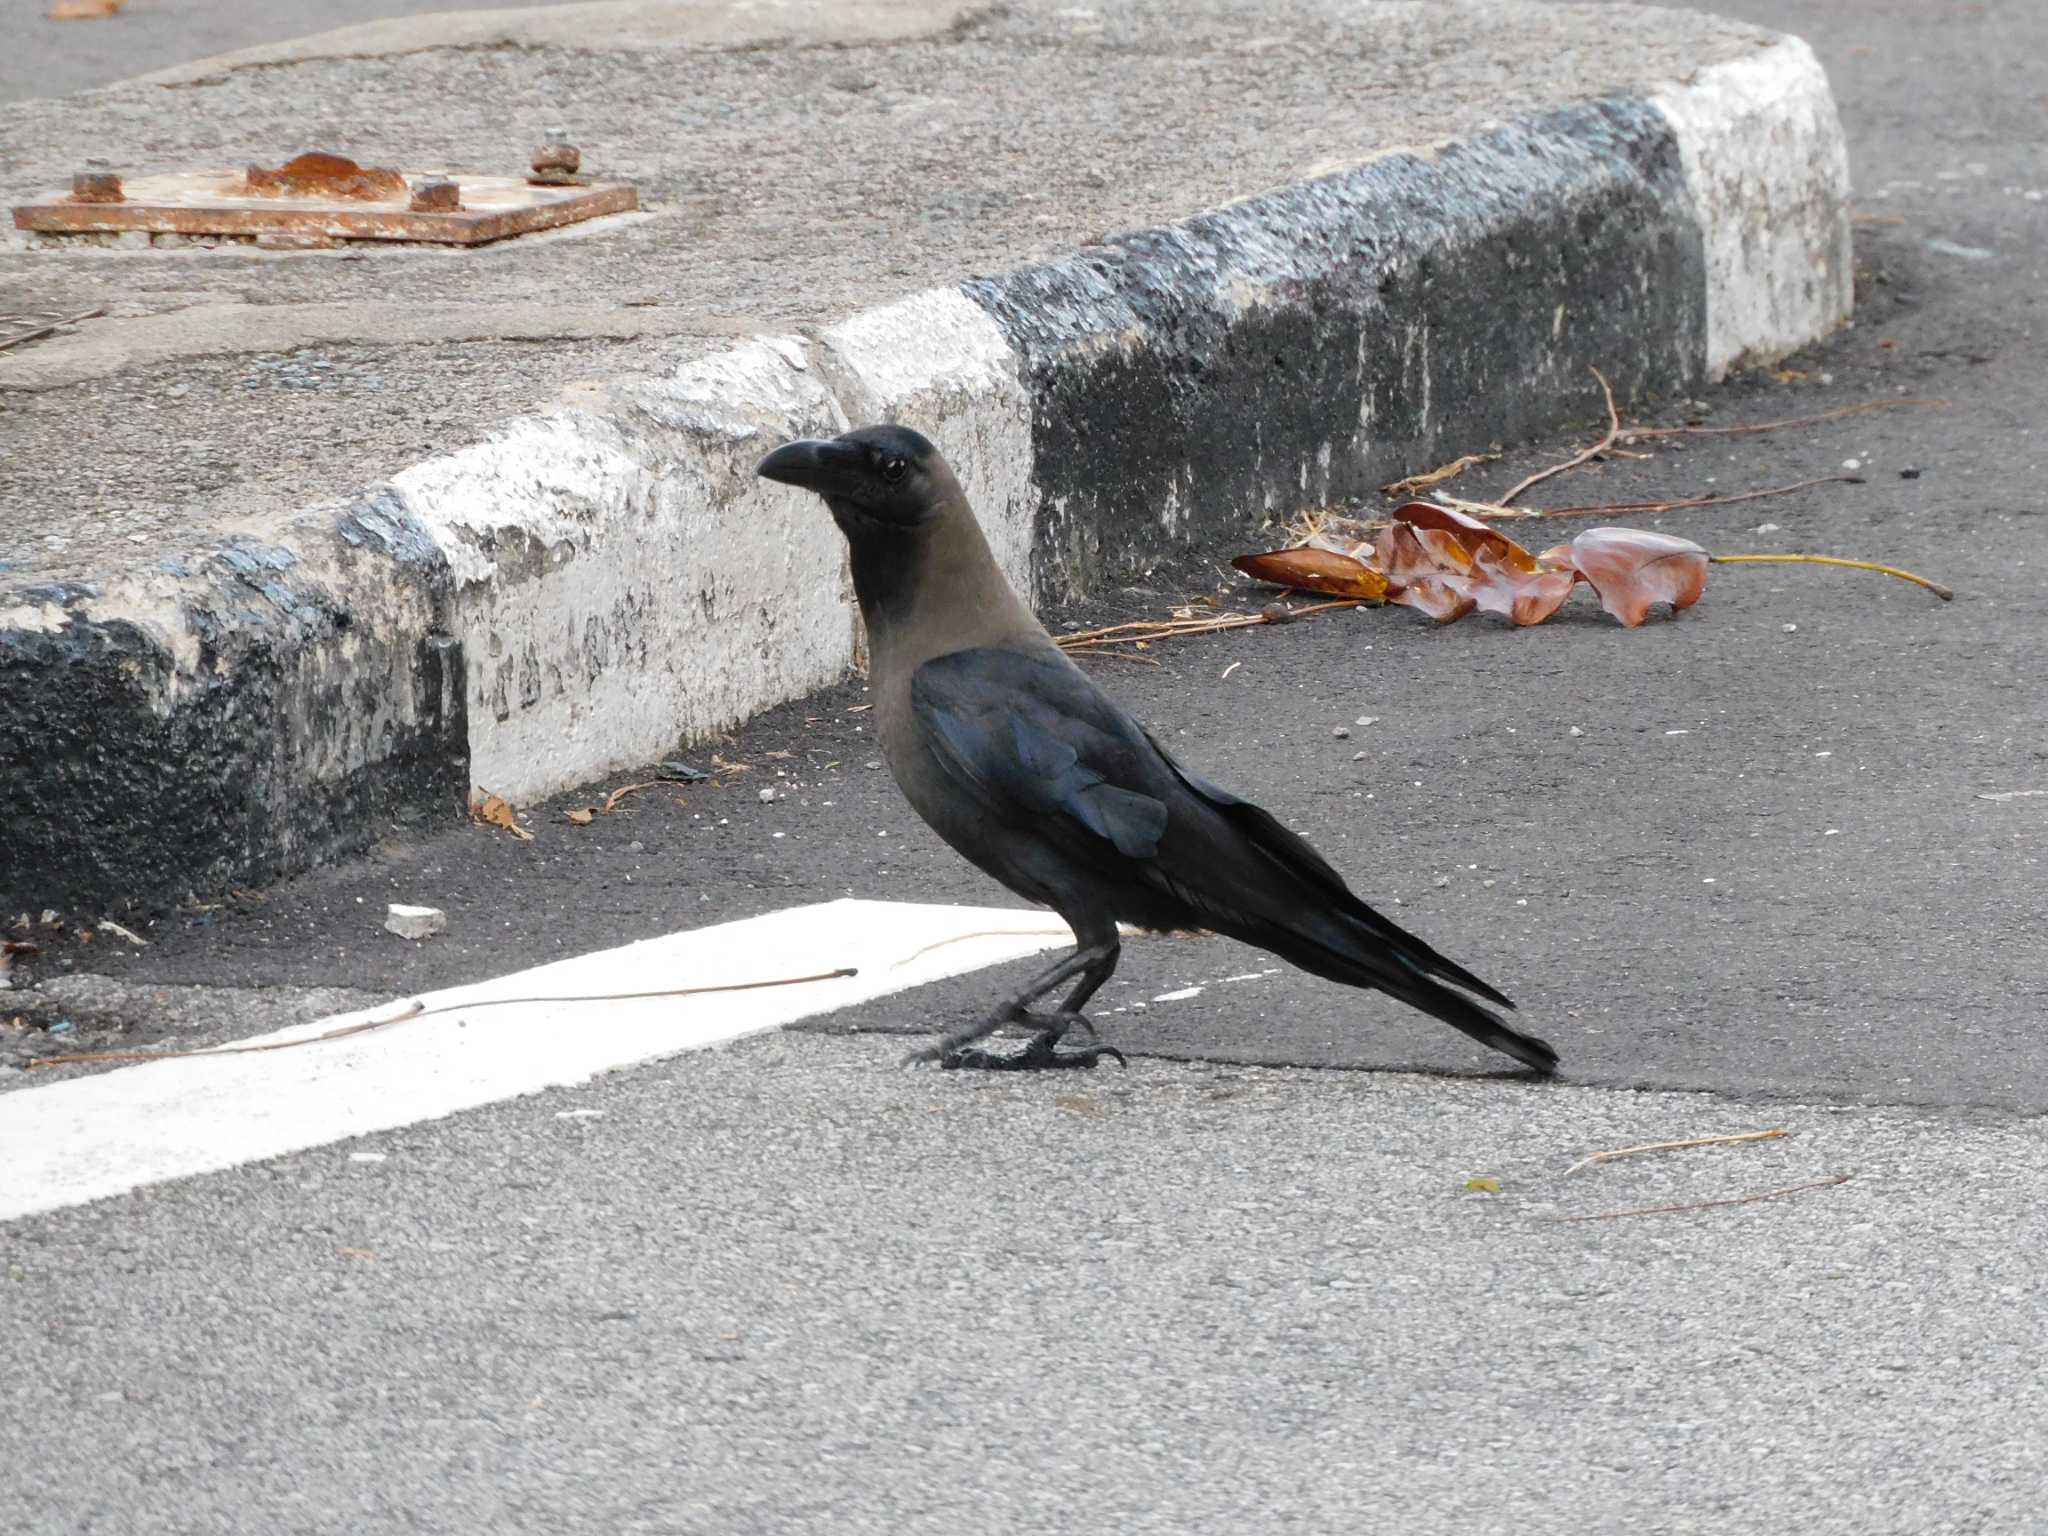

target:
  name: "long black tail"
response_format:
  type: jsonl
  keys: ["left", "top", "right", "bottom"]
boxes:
{"left": 1284, "top": 912, "right": 1559, "bottom": 1074}
{"left": 1354, "top": 943, "right": 1559, "bottom": 1074}
{"left": 1152, "top": 748, "right": 1559, "bottom": 1073}
{"left": 1225, "top": 880, "right": 1559, "bottom": 1073}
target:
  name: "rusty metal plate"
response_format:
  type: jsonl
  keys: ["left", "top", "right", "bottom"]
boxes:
{"left": 12, "top": 171, "right": 637, "bottom": 247}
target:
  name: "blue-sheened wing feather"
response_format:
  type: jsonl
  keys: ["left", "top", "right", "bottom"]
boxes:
{"left": 912, "top": 649, "right": 1168, "bottom": 860}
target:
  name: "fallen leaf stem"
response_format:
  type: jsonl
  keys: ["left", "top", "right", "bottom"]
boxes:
{"left": 1709, "top": 551, "right": 1953, "bottom": 600}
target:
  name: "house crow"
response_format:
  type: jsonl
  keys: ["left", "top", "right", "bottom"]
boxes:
{"left": 756, "top": 424, "right": 1558, "bottom": 1076}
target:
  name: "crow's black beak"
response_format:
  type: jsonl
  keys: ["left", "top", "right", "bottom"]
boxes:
{"left": 756, "top": 438, "right": 867, "bottom": 498}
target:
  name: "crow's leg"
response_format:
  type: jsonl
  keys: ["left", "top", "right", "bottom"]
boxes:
{"left": 944, "top": 934, "right": 1128, "bottom": 1070}
{"left": 908, "top": 922, "right": 1124, "bottom": 1071}
{"left": 1055, "top": 935, "right": 1120, "bottom": 1015}
{"left": 940, "top": 1018, "right": 1126, "bottom": 1072}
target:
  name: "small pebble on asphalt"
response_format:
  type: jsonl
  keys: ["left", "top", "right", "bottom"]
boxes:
{"left": 384, "top": 904, "right": 447, "bottom": 941}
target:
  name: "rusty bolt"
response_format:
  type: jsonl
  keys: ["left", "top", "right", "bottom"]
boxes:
{"left": 409, "top": 177, "right": 462, "bottom": 213}
{"left": 70, "top": 170, "right": 124, "bottom": 204}
{"left": 529, "top": 128, "right": 582, "bottom": 185}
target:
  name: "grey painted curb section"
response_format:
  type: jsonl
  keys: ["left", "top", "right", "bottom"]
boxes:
{"left": 972, "top": 96, "right": 1707, "bottom": 598}
{"left": 0, "top": 40, "right": 1851, "bottom": 913}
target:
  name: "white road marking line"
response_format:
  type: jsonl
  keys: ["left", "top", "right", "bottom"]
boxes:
{"left": 0, "top": 899, "right": 1073, "bottom": 1224}
{"left": 1101, "top": 965, "right": 1279, "bottom": 1017}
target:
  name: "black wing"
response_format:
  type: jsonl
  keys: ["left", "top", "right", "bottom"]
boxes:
{"left": 911, "top": 647, "right": 1171, "bottom": 862}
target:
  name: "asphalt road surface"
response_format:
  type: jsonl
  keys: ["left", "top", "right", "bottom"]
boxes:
{"left": 4, "top": 1, "right": 2046, "bottom": 1531}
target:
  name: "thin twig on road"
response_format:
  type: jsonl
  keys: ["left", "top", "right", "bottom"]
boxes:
{"left": 26, "top": 968, "right": 861, "bottom": 1071}
{"left": 1055, "top": 598, "right": 1371, "bottom": 655}
{"left": 1439, "top": 473, "right": 1865, "bottom": 525}
{"left": 0, "top": 306, "right": 103, "bottom": 352}
{"left": 1549, "top": 1174, "right": 1852, "bottom": 1223}
{"left": 1624, "top": 397, "right": 1945, "bottom": 441}
{"left": 1498, "top": 366, "right": 1624, "bottom": 506}
{"left": 1564, "top": 1128, "right": 1789, "bottom": 1177}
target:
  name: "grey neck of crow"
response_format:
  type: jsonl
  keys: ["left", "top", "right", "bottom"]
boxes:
{"left": 839, "top": 476, "right": 1052, "bottom": 680}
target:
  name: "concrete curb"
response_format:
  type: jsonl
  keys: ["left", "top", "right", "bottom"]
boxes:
{"left": 0, "top": 36, "right": 1850, "bottom": 913}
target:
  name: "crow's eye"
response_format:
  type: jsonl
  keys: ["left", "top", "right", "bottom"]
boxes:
{"left": 880, "top": 457, "right": 908, "bottom": 484}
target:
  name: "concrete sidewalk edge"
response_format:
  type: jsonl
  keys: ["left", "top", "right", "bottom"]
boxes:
{"left": 0, "top": 37, "right": 1849, "bottom": 912}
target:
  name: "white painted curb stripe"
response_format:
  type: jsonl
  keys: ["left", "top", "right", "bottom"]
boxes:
{"left": 0, "top": 899, "right": 1074, "bottom": 1224}
{"left": 395, "top": 286, "right": 1046, "bottom": 809}
{"left": 1651, "top": 37, "right": 1854, "bottom": 377}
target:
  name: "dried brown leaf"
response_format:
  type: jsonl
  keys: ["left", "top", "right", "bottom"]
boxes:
{"left": 1465, "top": 548, "right": 1582, "bottom": 626}
{"left": 1370, "top": 520, "right": 1447, "bottom": 584}
{"left": 1388, "top": 501, "right": 1540, "bottom": 570}
{"left": 1389, "top": 578, "right": 1477, "bottom": 625}
{"left": 469, "top": 789, "right": 535, "bottom": 841}
{"left": 1547, "top": 528, "right": 1710, "bottom": 627}
{"left": 565, "top": 807, "right": 597, "bottom": 826}
{"left": 1366, "top": 506, "right": 1586, "bottom": 626}
{"left": 602, "top": 782, "right": 653, "bottom": 814}
{"left": 49, "top": 0, "right": 127, "bottom": 17}
{"left": 1369, "top": 521, "right": 1478, "bottom": 623}
{"left": 1290, "top": 508, "right": 1375, "bottom": 550}
{"left": 1231, "top": 547, "right": 1389, "bottom": 600}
